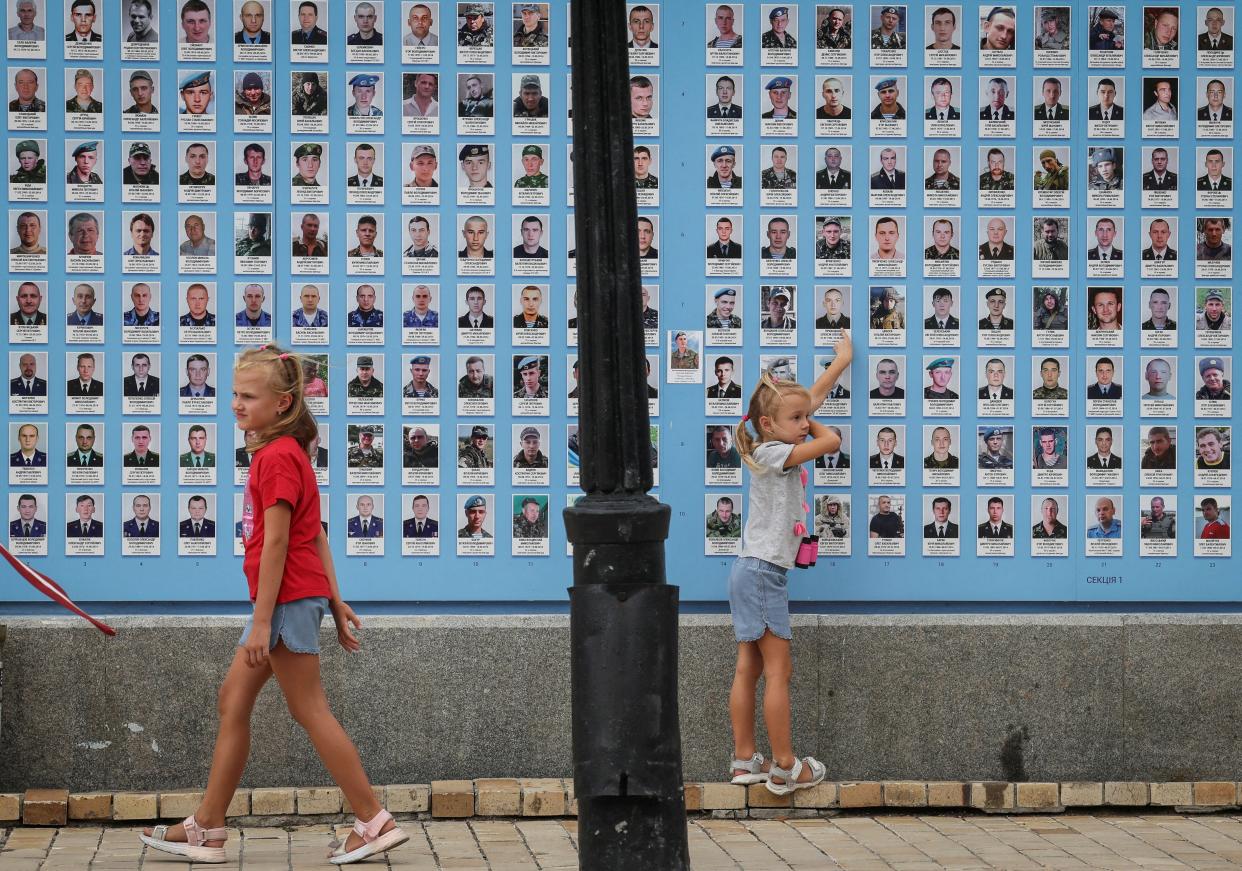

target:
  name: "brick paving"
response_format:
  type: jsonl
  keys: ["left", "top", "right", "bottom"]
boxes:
{"left": 6, "top": 814, "right": 1242, "bottom": 869}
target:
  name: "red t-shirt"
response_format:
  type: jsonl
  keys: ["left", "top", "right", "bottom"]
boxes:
{"left": 241, "top": 435, "right": 331, "bottom": 603}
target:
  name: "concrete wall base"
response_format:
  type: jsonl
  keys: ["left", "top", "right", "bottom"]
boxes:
{"left": 2, "top": 614, "right": 1239, "bottom": 791}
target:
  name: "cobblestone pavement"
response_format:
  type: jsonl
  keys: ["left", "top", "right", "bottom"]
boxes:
{"left": 6, "top": 814, "right": 1242, "bottom": 869}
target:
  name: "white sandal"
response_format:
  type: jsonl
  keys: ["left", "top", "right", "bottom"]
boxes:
{"left": 328, "top": 808, "right": 409, "bottom": 865}
{"left": 138, "top": 814, "right": 228, "bottom": 864}
{"left": 765, "top": 756, "right": 827, "bottom": 796}
{"left": 730, "top": 752, "right": 771, "bottom": 785}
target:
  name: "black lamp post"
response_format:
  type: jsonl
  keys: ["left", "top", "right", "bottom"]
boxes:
{"left": 564, "top": 0, "right": 690, "bottom": 867}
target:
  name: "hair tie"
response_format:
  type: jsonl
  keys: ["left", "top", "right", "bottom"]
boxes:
{"left": 278, "top": 353, "right": 290, "bottom": 360}
{"left": 741, "top": 414, "right": 749, "bottom": 422}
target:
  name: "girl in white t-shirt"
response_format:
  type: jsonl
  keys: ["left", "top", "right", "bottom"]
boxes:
{"left": 728, "top": 335, "right": 851, "bottom": 794}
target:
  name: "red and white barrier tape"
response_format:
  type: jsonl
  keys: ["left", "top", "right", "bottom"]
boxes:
{"left": 0, "top": 543, "right": 116, "bottom": 635}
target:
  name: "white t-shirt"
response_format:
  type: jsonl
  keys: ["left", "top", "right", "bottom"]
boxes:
{"left": 740, "top": 440, "right": 804, "bottom": 569}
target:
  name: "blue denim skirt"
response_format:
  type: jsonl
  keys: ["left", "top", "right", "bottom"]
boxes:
{"left": 238, "top": 596, "right": 328, "bottom": 655}
{"left": 728, "top": 556, "right": 792, "bottom": 643}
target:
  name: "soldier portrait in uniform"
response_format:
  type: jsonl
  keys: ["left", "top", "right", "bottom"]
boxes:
{"left": 66, "top": 282, "right": 102, "bottom": 326}
{"left": 1142, "top": 146, "right": 1177, "bottom": 191}
{"left": 1033, "top": 287, "right": 1068, "bottom": 330}
{"left": 513, "top": 425, "right": 547, "bottom": 469}
{"left": 1198, "top": 148, "right": 1232, "bottom": 192}
{"left": 706, "top": 288, "right": 740, "bottom": 330}
{"left": 178, "top": 69, "right": 214, "bottom": 115}
{"left": 10, "top": 280, "right": 46, "bottom": 326}
{"left": 65, "top": 68, "right": 102, "bottom": 114}
{"left": 978, "top": 147, "right": 1014, "bottom": 192}
{"left": 343, "top": 283, "right": 380, "bottom": 328}
{"left": 291, "top": 0, "right": 327, "bottom": 43}
{"left": 457, "top": 355, "right": 493, "bottom": 398}
{"left": 1198, "top": 6, "right": 1232, "bottom": 51}
{"left": 458, "top": 2, "right": 493, "bottom": 46}
{"left": 1033, "top": 7, "right": 1069, "bottom": 51}
{"left": 1033, "top": 149, "right": 1069, "bottom": 192}
{"left": 10, "top": 140, "right": 45, "bottom": 185}
{"left": 402, "top": 354, "right": 438, "bottom": 397}
{"left": 870, "top": 147, "right": 905, "bottom": 190}
{"left": 706, "top": 355, "right": 741, "bottom": 399}
{"left": 1196, "top": 217, "right": 1233, "bottom": 262}
{"left": 815, "top": 286, "right": 850, "bottom": 329}
{"left": 1197, "top": 288, "right": 1231, "bottom": 331}
{"left": 978, "top": 497, "right": 1014, "bottom": 539}
{"left": 704, "top": 495, "right": 740, "bottom": 539}
{"left": 979, "top": 77, "right": 1014, "bottom": 120}
{"left": 458, "top": 494, "right": 491, "bottom": 539}
{"left": 235, "top": 0, "right": 270, "bottom": 43}
{"left": 234, "top": 71, "right": 272, "bottom": 116}
{"left": 1030, "top": 218, "right": 1068, "bottom": 263}
{"left": 512, "top": 495, "right": 548, "bottom": 540}
{"left": 514, "top": 143, "right": 546, "bottom": 190}
{"left": 346, "top": 424, "right": 384, "bottom": 469}
{"left": 512, "top": 354, "right": 547, "bottom": 400}
{"left": 870, "top": 4, "right": 905, "bottom": 49}
{"left": 708, "top": 3, "right": 742, "bottom": 49}
{"left": 457, "top": 285, "right": 492, "bottom": 329}
{"left": 512, "top": 284, "right": 547, "bottom": 328}
{"left": 1032, "top": 357, "right": 1067, "bottom": 400}
{"left": 10, "top": 422, "right": 46, "bottom": 467}
{"left": 633, "top": 144, "right": 658, "bottom": 189}
{"left": 869, "top": 287, "right": 904, "bottom": 331}
{"left": 707, "top": 74, "right": 742, "bottom": 118}
{"left": 346, "top": 354, "right": 383, "bottom": 397}
{"left": 290, "top": 212, "right": 326, "bottom": 258}
{"left": 458, "top": 214, "right": 493, "bottom": 259}
{"left": 345, "top": 72, "right": 382, "bottom": 118}
{"left": 65, "top": 0, "right": 101, "bottom": 42}
{"left": 8, "top": 68, "right": 45, "bottom": 115}
{"left": 291, "top": 71, "right": 327, "bottom": 116}
{"left": 817, "top": 6, "right": 851, "bottom": 49}
{"left": 923, "top": 496, "right": 958, "bottom": 539}
{"left": 923, "top": 286, "right": 958, "bottom": 330}
{"left": 1035, "top": 77, "right": 1069, "bottom": 120}
{"left": 457, "top": 424, "right": 492, "bottom": 468}
{"left": 978, "top": 218, "right": 1014, "bottom": 261}
{"left": 65, "top": 140, "right": 101, "bottom": 186}
{"left": 1143, "top": 7, "right": 1179, "bottom": 52}
{"left": 1032, "top": 426, "right": 1068, "bottom": 470}
{"left": 924, "top": 76, "right": 959, "bottom": 121}
{"left": 977, "top": 426, "right": 1013, "bottom": 470}
{"left": 403, "top": 426, "right": 438, "bottom": 468}
{"left": 347, "top": 494, "right": 383, "bottom": 537}
{"left": 346, "top": 0, "right": 381, "bottom": 45}
{"left": 923, "top": 218, "right": 959, "bottom": 263}
{"left": 923, "top": 147, "right": 959, "bottom": 191}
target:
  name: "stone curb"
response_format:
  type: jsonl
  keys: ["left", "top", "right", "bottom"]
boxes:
{"left": 7, "top": 780, "right": 1242, "bottom": 824}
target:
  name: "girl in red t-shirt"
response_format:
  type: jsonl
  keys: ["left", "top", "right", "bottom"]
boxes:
{"left": 141, "top": 345, "right": 407, "bottom": 866}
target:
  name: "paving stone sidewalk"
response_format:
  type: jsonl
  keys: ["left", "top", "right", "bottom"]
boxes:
{"left": 7, "top": 814, "right": 1242, "bottom": 869}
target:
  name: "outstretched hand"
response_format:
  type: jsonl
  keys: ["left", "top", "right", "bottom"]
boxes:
{"left": 332, "top": 600, "right": 362, "bottom": 652}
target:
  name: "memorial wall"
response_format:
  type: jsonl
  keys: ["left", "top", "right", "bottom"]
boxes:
{"left": 0, "top": 1, "right": 1235, "bottom": 603}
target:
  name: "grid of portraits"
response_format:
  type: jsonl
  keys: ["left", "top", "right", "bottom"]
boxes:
{"left": 1, "top": 2, "right": 1235, "bottom": 598}
{"left": 691, "top": 2, "right": 1233, "bottom": 572}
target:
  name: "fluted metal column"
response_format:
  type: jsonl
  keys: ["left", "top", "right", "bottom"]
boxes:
{"left": 564, "top": 0, "right": 689, "bottom": 867}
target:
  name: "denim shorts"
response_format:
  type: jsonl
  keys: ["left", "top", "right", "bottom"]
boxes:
{"left": 728, "top": 556, "right": 791, "bottom": 643}
{"left": 238, "top": 596, "right": 328, "bottom": 655}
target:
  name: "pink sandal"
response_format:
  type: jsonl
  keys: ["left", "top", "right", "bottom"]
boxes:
{"left": 139, "top": 814, "right": 228, "bottom": 863}
{"left": 328, "top": 808, "right": 409, "bottom": 865}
